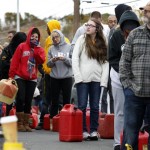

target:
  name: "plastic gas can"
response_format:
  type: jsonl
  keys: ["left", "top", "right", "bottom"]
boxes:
{"left": 59, "top": 104, "right": 83, "bottom": 142}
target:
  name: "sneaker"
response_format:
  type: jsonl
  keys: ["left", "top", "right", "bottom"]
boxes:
{"left": 83, "top": 132, "right": 90, "bottom": 140}
{"left": 90, "top": 131, "right": 100, "bottom": 141}
{"left": 114, "top": 145, "right": 120, "bottom": 150}
{"left": 35, "top": 123, "right": 43, "bottom": 130}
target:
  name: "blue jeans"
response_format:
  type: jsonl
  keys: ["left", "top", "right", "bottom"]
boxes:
{"left": 0, "top": 102, "right": 2, "bottom": 117}
{"left": 76, "top": 82, "right": 101, "bottom": 133}
{"left": 121, "top": 88, "right": 150, "bottom": 150}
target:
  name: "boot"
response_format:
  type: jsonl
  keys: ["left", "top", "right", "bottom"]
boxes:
{"left": 16, "top": 112, "right": 26, "bottom": 132}
{"left": 24, "top": 113, "right": 32, "bottom": 132}
{"left": 35, "top": 122, "right": 43, "bottom": 130}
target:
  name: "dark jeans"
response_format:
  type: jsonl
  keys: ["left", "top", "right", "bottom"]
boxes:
{"left": 6, "top": 104, "right": 13, "bottom": 116}
{"left": 144, "top": 106, "right": 150, "bottom": 125}
{"left": 121, "top": 88, "right": 150, "bottom": 150}
{"left": 50, "top": 77, "right": 72, "bottom": 118}
{"left": 76, "top": 82, "right": 101, "bottom": 133}
{"left": 16, "top": 78, "right": 36, "bottom": 113}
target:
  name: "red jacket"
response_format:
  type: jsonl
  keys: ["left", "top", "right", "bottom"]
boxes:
{"left": 9, "top": 27, "right": 45, "bottom": 80}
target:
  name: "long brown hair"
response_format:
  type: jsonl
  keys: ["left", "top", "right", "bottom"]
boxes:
{"left": 85, "top": 18, "right": 107, "bottom": 63}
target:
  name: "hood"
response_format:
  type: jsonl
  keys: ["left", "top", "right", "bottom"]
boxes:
{"left": 51, "top": 29, "right": 66, "bottom": 46}
{"left": 9, "top": 32, "right": 27, "bottom": 55}
{"left": 26, "top": 27, "right": 40, "bottom": 46}
{"left": 115, "top": 4, "right": 132, "bottom": 23}
{"left": 119, "top": 10, "right": 140, "bottom": 31}
{"left": 47, "top": 20, "right": 61, "bottom": 32}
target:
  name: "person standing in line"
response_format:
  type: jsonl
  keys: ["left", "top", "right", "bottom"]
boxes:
{"left": 35, "top": 20, "right": 70, "bottom": 130}
{"left": 101, "top": 5, "right": 132, "bottom": 115}
{"left": 119, "top": 2, "right": 150, "bottom": 149}
{"left": 9, "top": 27, "right": 45, "bottom": 132}
{"left": 72, "top": 18, "right": 109, "bottom": 141}
{"left": 109, "top": 9, "right": 140, "bottom": 150}
{"left": 7, "top": 30, "right": 16, "bottom": 43}
{"left": 108, "top": 15, "right": 117, "bottom": 29}
{"left": 71, "top": 11, "right": 110, "bottom": 107}
{"left": 47, "top": 29, "right": 73, "bottom": 119}
{"left": 0, "top": 32, "right": 27, "bottom": 116}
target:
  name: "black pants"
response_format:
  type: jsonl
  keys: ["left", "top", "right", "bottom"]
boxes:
{"left": 50, "top": 77, "right": 72, "bottom": 118}
{"left": 6, "top": 104, "right": 13, "bottom": 116}
{"left": 101, "top": 77, "right": 114, "bottom": 113}
{"left": 16, "top": 78, "right": 36, "bottom": 113}
{"left": 39, "top": 74, "right": 51, "bottom": 123}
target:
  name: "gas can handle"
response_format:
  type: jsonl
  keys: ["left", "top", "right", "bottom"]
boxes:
{"left": 73, "top": 105, "right": 78, "bottom": 111}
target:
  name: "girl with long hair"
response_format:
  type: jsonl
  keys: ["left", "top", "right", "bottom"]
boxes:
{"left": 72, "top": 18, "right": 109, "bottom": 140}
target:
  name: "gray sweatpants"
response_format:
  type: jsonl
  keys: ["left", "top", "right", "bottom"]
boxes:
{"left": 112, "top": 86, "right": 125, "bottom": 147}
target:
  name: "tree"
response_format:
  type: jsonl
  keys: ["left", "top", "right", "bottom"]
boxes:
{"left": 5, "top": 12, "right": 23, "bottom": 28}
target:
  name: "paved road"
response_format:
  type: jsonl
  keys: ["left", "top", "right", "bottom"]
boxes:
{"left": 0, "top": 129, "right": 114, "bottom": 150}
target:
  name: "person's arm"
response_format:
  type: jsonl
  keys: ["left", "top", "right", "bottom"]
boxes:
{"left": 34, "top": 46, "right": 46, "bottom": 65}
{"left": 108, "top": 30, "right": 124, "bottom": 73}
{"left": 61, "top": 56, "right": 72, "bottom": 67}
{"left": 47, "top": 47, "right": 55, "bottom": 68}
{"left": 9, "top": 45, "right": 22, "bottom": 79}
{"left": 38, "top": 64, "right": 44, "bottom": 77}
{"left": 0, "top": 48, "right": 11, "bottom": 79}
{"left": 72, "top": 36, "right": 84, "bottom": 84}
{"left": 119, "top": 32, "right": 133, "bottom": 89}
{"left": 101, "top": 61, "right": 109, "bottom": 87}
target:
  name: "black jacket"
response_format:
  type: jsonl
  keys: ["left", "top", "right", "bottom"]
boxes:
{"left": 108, "top": 10, "right": 140, "bottom": 73}
{"left": 109, "top": 28, "right": 125, "bottom": 72}
{"left": 0, "top": 47, "right": 12, "bottom": 79}
{"left": 0, "top": 32, "right": 27, "bottom": 80}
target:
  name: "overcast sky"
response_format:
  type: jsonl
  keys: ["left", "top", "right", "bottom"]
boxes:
{"left": 0, "top": 0, "right": 148, "bottom": 21}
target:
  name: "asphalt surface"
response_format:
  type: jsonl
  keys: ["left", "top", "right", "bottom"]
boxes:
{"left": 0, "top": 129, "right": 114, "bottom": 150}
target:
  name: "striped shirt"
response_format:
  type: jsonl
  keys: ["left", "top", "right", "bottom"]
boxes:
{"left": 119, "top": 24, "right": 150, "bottom": 97}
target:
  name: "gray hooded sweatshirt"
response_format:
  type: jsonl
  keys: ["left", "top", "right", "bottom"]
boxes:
{"left": 47, "top": 29, "right": 73, "bottom": 79}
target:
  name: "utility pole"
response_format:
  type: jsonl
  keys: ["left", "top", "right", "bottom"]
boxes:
{"left": 17, "top": 0, "right": 20, "bottom": 31}
{"left": 73, "top": 0, "right": 80, "bottom": 34}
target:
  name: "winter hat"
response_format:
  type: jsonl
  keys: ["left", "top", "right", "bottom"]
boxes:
{"left": 115, "top": 4, "right": 132, "bottom": 23}
{"left": 119, "top": 10, "right": 140, "bottom": 31}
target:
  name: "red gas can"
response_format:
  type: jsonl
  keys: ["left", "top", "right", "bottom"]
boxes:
{"left": 59, "top": 104, "right": 83, "bottom": 142}
{"left": 2, "top": 104, "right": 6, "bottom": 116}
{"left": 29, "top": 113, "right": 38, "bottom": 129}
{"left": 120, "top": 131, "right": 148, "bottom": 150}
{"left": 43, "top": 114, "right": 50, "bottom": 130}
{"left": 31, "top": 106, "right": 39, "bottom": 114}
{"left": 52, "top": 114, "right": 60, "bottom": 132}
{"left": 9, "top": 107, "right": 16, "bottom": 116}
{"left": 98, "top": 114, "right": 114, "bottom": 139}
